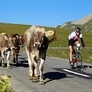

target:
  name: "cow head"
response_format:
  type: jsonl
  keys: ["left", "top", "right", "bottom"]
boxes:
{"left": 33, "top": 27, "right": 45, "bottom": 48}
{"left": 0, "top": 33, "right": 15, "bottom": 51}
{"left": 18, "top": 36, "right": 24, "bottom": 47}
{"left": 8, "top": 36, "right": 16, "bottom": 50}
{"left": 10, "top": 33, "right": 24, "bottom": 49}
{"left": 27, "top": 26, "right": 45, "bottom": 49}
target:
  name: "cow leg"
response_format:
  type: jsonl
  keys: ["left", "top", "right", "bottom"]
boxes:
{"left": 15, "top": 53, "right": 18, "bottom": 64}
{"left": 11, "top": 49, "right": 18, "bottom": 64}
{"left": 30, "top": 53, "right": 38, "bottom": 82}
{"left": 25, "top": 48, "right": 33, "bottom": 80}
{"left": 13, "top": 51, "right": 18, "bottom": 64}
{"left": 1, "top": 50, "right": 5, "bottom": 67}
{"left": 32, "top": 61, "right": 38, "bottom": 82}
{"left": 15, "top": 49, "right": 20, "bottom": 64}
{"left": 6, "top": 51, "right": 11, "bottom": 69}
{"left": 11, "top": 50, "right": 15, "bottom": 64}
{"left": 13, "top": 51, "right": 15, "bottom": 63}
{"left": 39, "top": 58, "right": 45, "bottom": 85}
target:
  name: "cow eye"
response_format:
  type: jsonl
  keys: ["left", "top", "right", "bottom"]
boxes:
{"left": 42, "top": 35, "right": 45, "bottom": 38}
{"left": 34, "top": 34, "right": 36, "bottom": 36}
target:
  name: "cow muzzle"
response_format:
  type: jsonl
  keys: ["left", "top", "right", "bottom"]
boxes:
{"left": 34, "top": 42, "right": 41, "bottom": 47}
{"left": 10, "top": 47, "right": 16, "bottom": 50}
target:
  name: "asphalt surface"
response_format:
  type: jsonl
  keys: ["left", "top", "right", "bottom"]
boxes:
{"left": 0, "top": 53, "right": 92, "bottom": 92}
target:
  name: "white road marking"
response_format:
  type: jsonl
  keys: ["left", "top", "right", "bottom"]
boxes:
{"left": 63, "top": 69, "right": 91, "bottom": 78}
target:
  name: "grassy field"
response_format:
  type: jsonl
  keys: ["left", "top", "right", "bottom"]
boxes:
{"left": 0, "top": 23, "right": 92, "bottom": 63}
{"left": 47, "top": 48, "right": 92, "bottom": 64}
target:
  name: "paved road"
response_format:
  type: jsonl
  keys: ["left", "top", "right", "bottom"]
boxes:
{"left": 0, "top": 53, "right": 92, "bottom": 92}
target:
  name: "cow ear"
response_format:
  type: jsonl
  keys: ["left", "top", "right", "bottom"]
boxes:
{"left": 45, "top": 30, "right": 55, "bottom": 41}
{"left": 5, "top": 36, "right": 8, "bottom": 41}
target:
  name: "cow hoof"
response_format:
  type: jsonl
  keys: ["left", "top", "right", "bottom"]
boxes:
{"left": 32, "top": 77, "right": 39, "bottom": 83}
{"left": 7, "top": 66, "right": 11, "bottom": 69}
{"left": 32, "top": 79, "right": 38, "bottom": 83}
{"left": 29, "top": 76, "right": 33, "bottom": 80}
{"left": 2, "top": 63, "right": 4, "bottom": 67}
{"left": 40, "top": 81, "right": 45, "bottom": 85}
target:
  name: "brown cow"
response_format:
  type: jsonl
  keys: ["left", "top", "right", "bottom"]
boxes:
{"left": 24, "top": 25, "right": 55, "bottom": 85}
{"left": 0, "top": 33, "right": 15, "bottom": 68}
{"left": 10, "top": 33, "right": 24, "bottom": 64}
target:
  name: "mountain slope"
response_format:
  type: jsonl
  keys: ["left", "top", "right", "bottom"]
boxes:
{"left": 72, "top": 13, "right": 92, "bottom": 25}
{"left": 57, "top": 13, "right": 92, "bottom": 31}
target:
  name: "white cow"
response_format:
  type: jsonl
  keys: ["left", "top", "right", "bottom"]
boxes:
{"left": 24, "top": 25, "right": 55, "bottom": 85}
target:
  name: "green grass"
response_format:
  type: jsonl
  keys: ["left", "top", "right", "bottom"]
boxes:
{"left": 0, "top": 75, "right": 13, "bottom": 92}
{"left": 81, "top": 48, "right": 92, "bottom": 63}
{"left": 0, "top": 22, "right": 92, "bottom": 63}
{"left": 50, "top": 27, "right": 92, "bottom": 47}
{"left": 0, "top": 23, "right": 30, "bottom": 35}
{"left": 47, "top": 48, "right": 92, "bottom": 64}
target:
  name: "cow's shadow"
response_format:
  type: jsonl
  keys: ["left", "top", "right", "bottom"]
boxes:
{"left": 43, "top": 72, "right": 66, "bottom": 84}
{"left": 12, "top": 60, "right": 29, "bottom": 68}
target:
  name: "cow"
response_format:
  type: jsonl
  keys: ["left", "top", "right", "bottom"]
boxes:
{"left": 10, "top": 33, "right": 24, "bottom": 64}
{"left": 24, "top": 25, "right": 55, "bottom": 85}
{"left": 0, "top": 33, "right": 15, "bottom": 68}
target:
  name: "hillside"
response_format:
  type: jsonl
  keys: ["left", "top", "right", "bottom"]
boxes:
{"left": 0, "top": 22, "right": 55, "bottom": 35}
{"left": 57, "top": 13, "right": 92, "bottom": 32}
{"left": 72, "top": 13, "right": 92, "bottom": 25}
{"left": 0, "top": 22, "right": 30, "bottom": 35}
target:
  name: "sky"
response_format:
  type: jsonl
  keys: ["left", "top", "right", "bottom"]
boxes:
{"left": 0, "top": 0, "right": 92, "bottom": 27}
